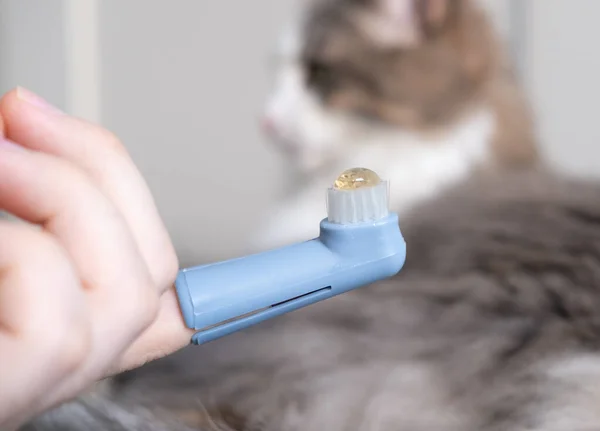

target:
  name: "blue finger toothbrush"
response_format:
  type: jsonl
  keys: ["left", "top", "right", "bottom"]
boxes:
{"left": 175, "top": 167, "right": 406, "bottom": 345}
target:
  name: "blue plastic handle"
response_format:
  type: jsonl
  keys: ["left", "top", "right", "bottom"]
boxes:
{"left": 175, "top": 213, "right": 406, "bottom": 345}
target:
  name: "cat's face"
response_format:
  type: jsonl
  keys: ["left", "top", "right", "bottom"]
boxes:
{"left": 261, "top": 18, "right": 357, "bottom": 173}
{"left": 261, "top": 0, "right": 493, "bottom": 173}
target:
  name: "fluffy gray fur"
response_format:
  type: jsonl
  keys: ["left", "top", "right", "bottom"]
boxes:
{"left": 22, "top": 168, "right": 600, "bottom": 431}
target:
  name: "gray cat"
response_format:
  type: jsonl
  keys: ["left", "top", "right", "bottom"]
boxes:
{"left": 20, "top": 0, "right": 600, "bottom": 430}
{"left": 23, "top": 168, "right": 600, "bottom": 431}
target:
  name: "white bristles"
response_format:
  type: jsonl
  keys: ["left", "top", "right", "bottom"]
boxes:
{"left": 326, "top": 181, "right": 389, "bottom": 224}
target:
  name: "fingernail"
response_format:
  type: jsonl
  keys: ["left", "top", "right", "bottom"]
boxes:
{"left": 16, "top": 86, "right": 62, "bottom": 114}
{"left": 0, "top": 138, "right": 26, "bottom": 152}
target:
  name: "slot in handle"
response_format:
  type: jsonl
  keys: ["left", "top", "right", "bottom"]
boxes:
{"left": 191, "top": 286, "right": 332, "bottom": 345}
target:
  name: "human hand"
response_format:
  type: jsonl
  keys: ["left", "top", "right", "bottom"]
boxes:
{"left": 0, "top": 87, "right": 194, "bottom": 429}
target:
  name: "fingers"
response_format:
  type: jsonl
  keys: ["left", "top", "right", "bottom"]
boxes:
{"left": 0, "top": 88, "right": 193, "bottom": 423}
{"left": 0, "top": 141, "right": 158, "bottom": 368}
{"left": 112, "top": 287, "right": 195, "bottom": 373}
{"left": 0, "top": 113, "right": 5, "bottom": 138}
{"left": 0, "top": 222, "right": 88, "bottom": 428}
{"left": 0, "top": 88, "right": 178, "bottom": 292}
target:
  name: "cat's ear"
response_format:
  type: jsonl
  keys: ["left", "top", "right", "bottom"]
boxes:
{"left": 357, "top": 0, "right": 452, "bottom": 47}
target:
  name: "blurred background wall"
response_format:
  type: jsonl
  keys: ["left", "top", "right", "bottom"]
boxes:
{"left": 0, "top": 0, "right": 597, "bottom": 261}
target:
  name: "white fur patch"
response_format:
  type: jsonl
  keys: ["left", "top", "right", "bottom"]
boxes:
{"left": 530, "top": 354, "right": 600, "bottom": 430}
{"left": 253, "top": 107, "right": 495, "bottom": 250}
{"left": 357, "top": 0, "right": 421, "bottom": 48}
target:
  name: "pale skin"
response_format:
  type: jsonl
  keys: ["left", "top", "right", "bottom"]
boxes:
{"left": 0, "top": 87, "right": 195, "bottom": 430}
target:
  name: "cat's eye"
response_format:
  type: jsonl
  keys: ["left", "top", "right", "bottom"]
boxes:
{"left": 306, "top": 60, "right": 331, "bottom": 85}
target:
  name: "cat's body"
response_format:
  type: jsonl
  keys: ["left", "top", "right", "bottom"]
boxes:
{"left": 24, "top": 169, "right": 600, "bottom": 431}
{"left": 20, "top": 1, "right": 600, "bottom": 430}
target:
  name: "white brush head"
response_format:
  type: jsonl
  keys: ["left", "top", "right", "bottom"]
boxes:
{"left": 326, "top": 167, "right": 389, "bottom": 224}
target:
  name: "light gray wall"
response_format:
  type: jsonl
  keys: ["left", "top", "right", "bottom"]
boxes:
{"left": 523, "top": 0, "right": 600, "bottom": 179}
{"left": 0, "top": 0, "right": 66, "bottom": 108}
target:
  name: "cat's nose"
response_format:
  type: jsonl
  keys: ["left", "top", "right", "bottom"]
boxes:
{"left": 260, "top": 115, "right": 277, "bottom": 136}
